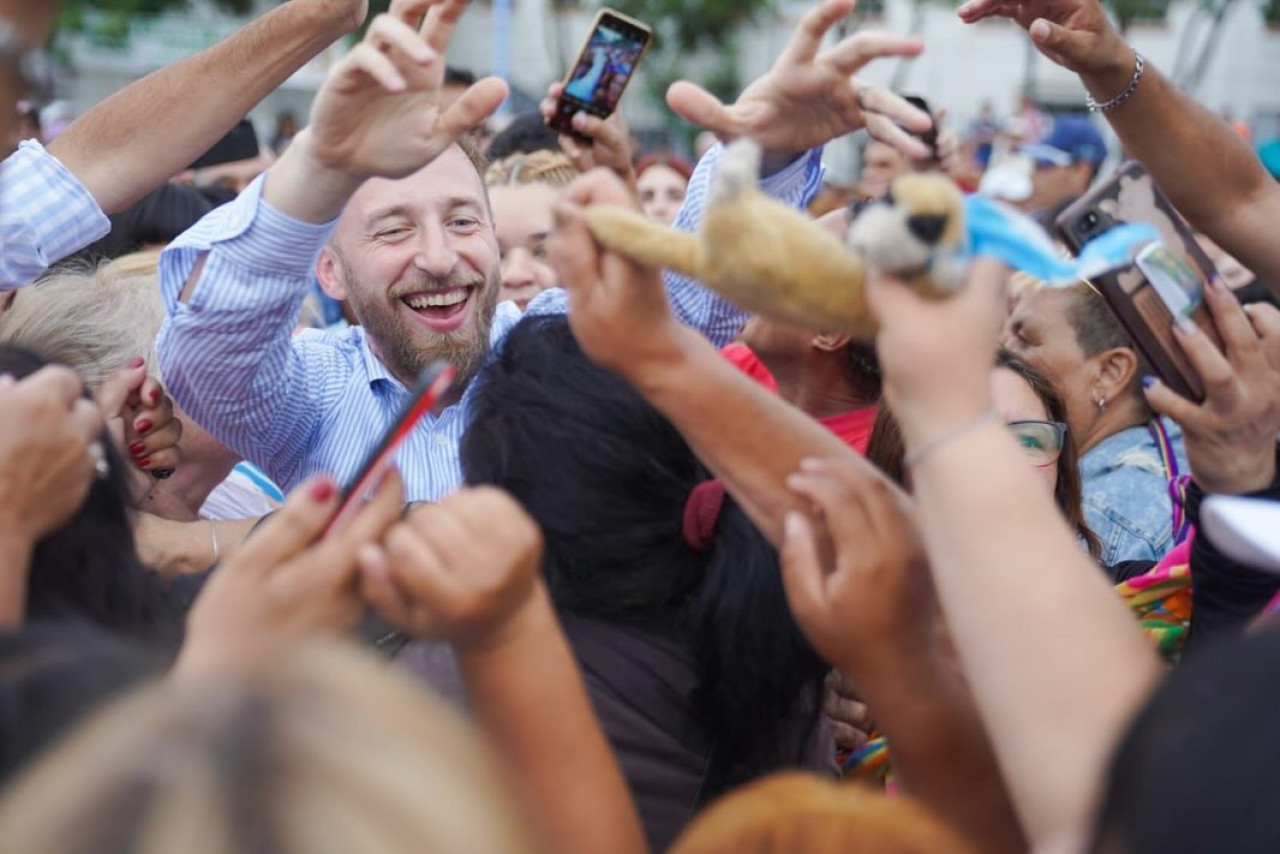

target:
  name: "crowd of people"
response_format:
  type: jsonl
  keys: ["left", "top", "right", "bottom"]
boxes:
{"left": 2, "top": 0, "right": 1280, "bottom": 851}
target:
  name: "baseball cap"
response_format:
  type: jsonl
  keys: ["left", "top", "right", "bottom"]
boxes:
{"left": 1022, "top": 115, "right": 1107, "bottom": 169}
{"left": 1202, "top": 495, "right": 1280, "bottom": 575}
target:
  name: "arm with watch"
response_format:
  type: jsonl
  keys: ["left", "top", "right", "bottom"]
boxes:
{"left": 957, "top": 0, "right": 1280, "bottom": 293}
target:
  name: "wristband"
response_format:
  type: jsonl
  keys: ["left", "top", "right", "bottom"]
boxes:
{"left": 904, "top": 410, "right": 999, "bottom": 468}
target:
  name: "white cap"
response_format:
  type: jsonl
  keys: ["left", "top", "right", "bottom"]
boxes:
{"left": 1201, "top": 496, "right": 1280, "bottom": 574}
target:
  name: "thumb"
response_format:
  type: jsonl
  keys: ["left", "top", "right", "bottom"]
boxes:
{"left": 1029, "top": 18, "right": 1091, "bottom": 61}
{"left": 666, "top": 81, "right": 739, "bottom": 140}
{"left": 780, "top": 511, "right": 828, "bottom": 628}
{"left": 436, "top": 76, "right": 508, "bottom": 140}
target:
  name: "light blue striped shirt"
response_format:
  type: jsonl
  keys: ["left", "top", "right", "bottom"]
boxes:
{"left": 156, "top": 144, "right": 825, "bottom": 502}
{"left": 0, "top": 141, "right": 111, "bottom": 290}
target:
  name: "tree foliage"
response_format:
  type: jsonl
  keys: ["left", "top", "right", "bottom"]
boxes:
{"left": 605, "top": 0, "right": 774, "bottom": 51}
{"left": 56, "top": 0, "right": 262, "bottom": 45}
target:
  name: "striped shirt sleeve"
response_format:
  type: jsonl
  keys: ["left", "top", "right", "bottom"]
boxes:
{"left": 155, "top": 175, "right": 342, "bottom": 484}
{"left": 0, "top": 141, "right": 111, "bottom": 291}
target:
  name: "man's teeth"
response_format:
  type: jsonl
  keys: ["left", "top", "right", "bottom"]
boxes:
{"left": 405, "top": 290, "right": 468, "bottom": 309}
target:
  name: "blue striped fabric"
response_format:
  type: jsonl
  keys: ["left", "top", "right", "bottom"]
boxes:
{"left": 156, "top": 143, "right": 826, "bottom": 503}
{"left": 0, "top": 141, "right": 111, "bottom": 291}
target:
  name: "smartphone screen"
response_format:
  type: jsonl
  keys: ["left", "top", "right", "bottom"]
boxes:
{"left": 325, "top": 361, "right": 456, "bottom": 537}
{"left": 549, "top": 10, "right": 652, "bottom": 134}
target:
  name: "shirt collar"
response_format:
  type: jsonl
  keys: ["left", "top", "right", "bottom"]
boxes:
{"left": 355, "top": 328, "right": 408, "bottom": 396}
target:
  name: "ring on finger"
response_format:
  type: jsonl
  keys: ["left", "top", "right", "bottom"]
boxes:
{"left": 89, "top": 441, "right": 110, "bottom": 479}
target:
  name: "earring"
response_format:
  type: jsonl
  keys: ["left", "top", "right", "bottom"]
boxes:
{"left": 1096, "top": 396, "right": 1108, "bottom": 413}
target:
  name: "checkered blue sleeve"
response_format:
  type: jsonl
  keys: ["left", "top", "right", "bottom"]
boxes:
{"left": 0, "top": 141, "right": 111, "bottom": 291}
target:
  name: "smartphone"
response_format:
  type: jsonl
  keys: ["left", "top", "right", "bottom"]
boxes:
{"left": 325, "top": 361, "right": 456, "bottom": 536}
{"left": 1054, "top": 161, "right": 1224, "bottom": 401}
{"left": 901, "top": 94, "right": 939, "bottom": 159}
{"left": 547, "top": 8, "right": 652, "bottom": 138}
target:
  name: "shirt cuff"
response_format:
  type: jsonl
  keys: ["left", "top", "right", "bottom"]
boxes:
{"left": 10, "top": 140, "right": 110, "bottom": 263}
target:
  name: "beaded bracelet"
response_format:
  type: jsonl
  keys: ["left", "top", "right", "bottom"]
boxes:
{"left": 1087, "top": 50, "right": 1145, "bottom": 114}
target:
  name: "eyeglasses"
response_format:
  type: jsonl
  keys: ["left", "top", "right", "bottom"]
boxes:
{"left": 1007, "top": 420, "right": 1068, "bottom": 468}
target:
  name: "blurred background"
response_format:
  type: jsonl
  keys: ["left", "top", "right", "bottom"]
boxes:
{"left": 30, "top": 0, "right": 1280, "bottom": 181}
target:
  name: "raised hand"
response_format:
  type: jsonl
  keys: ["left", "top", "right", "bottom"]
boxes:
{"left": 547, "top": 168, "right": 690, "bottom": 381}
{"left": 0, "top": 367, "right": 104, "bottom": 547}
{"left": 304, "top": 0, "right": 507, "bottom": 180}
{"left": 781, "top": 456, "right": 935, "bottom": 678}
{"left": 358, "top": 486, "right": 545, "bottom": 650}
{"left": 540, "top": 82, "right": 636, "bottom": 184}
{"left": 666, "top": 0, "right": 932, "bottom": 160}
{"left": 176, "top": 471, "right": 404, "bottom": 676}
{"left": 1145, "top": 280, "right": 1280, "bottom": 495}
{"left": 956, "top": 0, "right": 1131, "bottom": 79}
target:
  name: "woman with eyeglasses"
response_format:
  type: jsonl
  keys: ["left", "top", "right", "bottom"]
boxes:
{"left": 866, "top": 349, "right": 1102, "bottom": 560}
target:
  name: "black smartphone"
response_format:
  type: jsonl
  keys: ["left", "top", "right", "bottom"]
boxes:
{"left": 1054, "top": 161, "right": 1224, "bottom": 402}
{"left": 325, "top": 361, "right": 456, "bottom": 536}
{"left": 547, "top": 8, "right": 652, "bottom": 138}
{"left": 901, "top": 94, "right": 939, "bottom": 158}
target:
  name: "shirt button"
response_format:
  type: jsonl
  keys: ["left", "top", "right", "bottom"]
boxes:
{"left": 435, "top": 434, "right": 451, "bottom": 447}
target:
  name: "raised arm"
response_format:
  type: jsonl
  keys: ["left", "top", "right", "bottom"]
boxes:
{"left": 549, "top": 169, "right": 877, "bottom": 545}
{"left": 864, "top": 260, "right": 1163, "bottom": 845}
{"left": 958, "top": 0, "right": 1280, "bottom": 291}
{"left": 47, "top": 0, "right": 369, "bottom": 216}
{"left": 359, "top": 488, "right": 647, "bottom": 854}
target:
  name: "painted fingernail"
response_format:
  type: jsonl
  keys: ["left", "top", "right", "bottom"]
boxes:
{"left": 152, "top": 468, "right": 175, "bottom": 480}
{"left": 310, "top": 478, "right": 336, "bottom": 502}
{"left": 129, "top": 442, "right": 146, "bottom": 456}
{"left": 1142, "top": 375, "right": 1157, "bottom": 390}
{"left": 127, "top": 356, "right": 145, "bottom": 369}
{"left": 135, "top": 419, "right": 152, "bottom": 435}
{"left": 137, "top": 457, "right": 151, "bottom": 468}
{"left": 148, "top": 388, "right": 161, "bottom": 405}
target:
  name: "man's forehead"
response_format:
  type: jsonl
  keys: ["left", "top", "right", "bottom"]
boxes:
{"left": 346, "top": 146, "right": 488, "bottom": 223}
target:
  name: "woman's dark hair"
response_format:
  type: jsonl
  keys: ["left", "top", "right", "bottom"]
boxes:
{"left": 460, "top": 316, "right": 826, "bottom": 794}
{"left": 865, "top": 348, "right": 1101, "bottom": 559}
{"left": 71, "top": 184, "right": 214, "bottom": 264}
{"left": 1091, "top": 628, "right": 1280, "bottom": 854}
{"left": 0, "top": 347, "right": 193, "bottom": 648}
{"left": 0, "top": 620, "right": 159, "bottom": 782}
{"left": 485, "top": 112, "right": 563, "bottom": 161}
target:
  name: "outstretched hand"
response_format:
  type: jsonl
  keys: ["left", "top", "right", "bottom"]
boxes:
{"left": 1144, "top": 280, "right": 1280, "bottom": 495}
{"left": 666, "top": 0, "right": 932, "bottom": 161}
{"left": 957, "top": 0, "right": 1131, "bottom": 80}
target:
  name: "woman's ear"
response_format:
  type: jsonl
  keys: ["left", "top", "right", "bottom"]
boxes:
{"left": 1093, "top": 346, "right": 1139, "bottom": 403}
{"left": 316, "top": 247, "right": 348, "bottom": 302}
{"left": 811, "top": 332, "right": 852, "bottom": 353}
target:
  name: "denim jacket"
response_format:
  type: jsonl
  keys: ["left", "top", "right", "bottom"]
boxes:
{"left": 1081, "top": 418, "right": 1189, "bottom": 565}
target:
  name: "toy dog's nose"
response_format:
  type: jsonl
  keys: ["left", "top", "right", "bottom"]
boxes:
{"left": 907, "top": 213, "right": 948, "bottom": 245}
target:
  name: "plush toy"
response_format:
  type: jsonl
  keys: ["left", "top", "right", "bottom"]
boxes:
{"left": 584, "top": 139, "right": 968, "bottom": 340}
{"left": 584, "top": 139, "right": 1159, "bottom": 340}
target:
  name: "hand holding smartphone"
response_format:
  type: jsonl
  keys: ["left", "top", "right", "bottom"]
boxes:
{"left": 1054, "top": 162, "right": 1225, "bottom": 402}
{"left": 325, "top": 362, "right": 456, "bottom": 537}
{"left": 547, "top": 8, "right": 652, "bottom": 140}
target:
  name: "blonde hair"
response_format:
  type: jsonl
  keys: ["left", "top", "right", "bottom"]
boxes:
{"left": 669, "top": 773, "right": 977, "bottom": 854}
{"left": 484, "top": 150, "right": 580, "bottom": 189}
{"left": 0, "top": 643, "right": 535, "bottom": 854}
{"left": 0, "top": 251, "right": 166, "bottom": 390}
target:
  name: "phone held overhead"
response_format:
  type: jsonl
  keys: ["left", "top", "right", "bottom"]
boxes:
{"left": 547, "top": 8, "right": 652, "bottom": 139}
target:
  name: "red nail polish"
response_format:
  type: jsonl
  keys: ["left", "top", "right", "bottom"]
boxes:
{"left": 135, "top": 420, "right": 152, "bottom": 435}
{"left": 148, "top": 388, "right": 161, "bottom": 405}
{"left": 138, "top": 457, "right": 151, "bottom": 468}
{"left": 129, "top": 443, "right": 145, "bottom": 456}
{"left": 127, "top": 357, "right": 145, "bottom": 369}
{"left": 310, "top": 479, "right": 336, "bottom": 502}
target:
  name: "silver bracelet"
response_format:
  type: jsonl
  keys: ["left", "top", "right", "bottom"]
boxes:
{"left": 904, "top": 410, "right": 999, "bottom": 468}
{"left": 1087, "top": 50, "right": 1145, "bottom": 114}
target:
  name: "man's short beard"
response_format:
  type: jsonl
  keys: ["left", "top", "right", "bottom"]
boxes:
{"left": 340, "top": 256, "right": 501, "bottom": 391}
